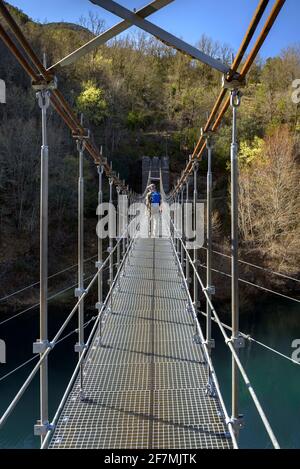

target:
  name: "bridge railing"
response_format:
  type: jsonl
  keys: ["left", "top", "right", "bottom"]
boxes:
{"left": 0, "top": 0, "right": 288, "bottom": 450}
{"left": 0, "top": 221, "right": 135, "bottom": 437}
{"left": 159, "top": 170, "right": 280, "bottom": 449}
{"left": 40, "top": 225, "right": 141, "bottom": 449}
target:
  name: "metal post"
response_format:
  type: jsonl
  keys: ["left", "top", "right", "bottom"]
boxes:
{"left": 75, "top": 129, "right": 86, "bottom": 399}
{"left": 174, "top": 194, "right": 177, "bottom": 254}
{"left": 206, "top": 136, "right": 215, "bottom": 352}
{"left": 122, "top": 189, "right": 126, "bottom": 257}
{"left": 176, "top": 193, "right": 180, "bottom": 257}
{"left": 96, "top": 164, "right": 104, "bottom": 342}
{"left": 180, "top": 188, "right": 184, "bottom": 269}
{"left": 193, "top": 162, "right": 199, "bottom": 310}
{"left": 171, "top": 196, "right": 175, "bottom": 242}
{"left": 33, "top": 88, "right": 50, "bottom": 443}
{"left": 116, "top": 186, "right": 121, "bottom": 289}
{"left": 230, "top": 89, "right": 243, "bottom": 434}
{"left": 185, "top": 180, "right": 190, "bottom": 286}
{"left": 108, "top": 178, "right": 114, "bottom": 311}
{"left": 126, "top": 190, "right": 130, "bottom": 255}
{"left": 202, "top": 134, "right": 216, "bottom": 397}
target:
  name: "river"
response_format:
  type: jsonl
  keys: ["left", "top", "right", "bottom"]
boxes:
{"left": 0, "top": 294, "right": 299, "bottom": 449}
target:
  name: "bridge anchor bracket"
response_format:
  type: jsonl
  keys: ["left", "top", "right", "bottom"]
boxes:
{"left": 222, "top": 75, "right": 246, "bottom": 90}
{"left": 204, "top": 285, "right": 215, "bottom": 295}
{"left": 227, "top": 414, "right": 245, "bottom": 433}
{"left": 95, "top": 301, "right": 104, "bottom": 311}
{"left": 202, "top": 339, "right": 215, "bottom": 350}
{"left": 230, "top": 334, "right": 245, "bottom": 349}
{"left": 74, "top": 342, "right": 87, "bottom": 353}
{"left": 34, "top": 420, "right": 54, "bottom": 436}
{"left": 95, "top": 260, "right": 104, "bottom": 269}
{"left": 72, "top": 129, "right": 90, "bottom": 140}
{"left": 32, "top": 75, "right": 57, "bottom": 91}
{"left": 74, "top": 288, "right": 87, "bottom": 298}
{"left": 193, "top": 334, "right": 201, "bottom": 345}
{"left": 33, "top": 339, "right": 52, "bottom": 354}
{"left": 200, "top": 128, "right": 214, "bottom": 140}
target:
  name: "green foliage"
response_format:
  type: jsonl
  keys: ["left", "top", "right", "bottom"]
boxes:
{"left": 126, "top": 110, "right": 151, "bottom": 130}
{"left": 0, "top": 4, "right": 300, "bottom": 281}
{"left": 76, "top": 81, "right": 107, "bottom": 125}
{"left": 239, "top": 136, "right": 264, "bottom": 167}
{"left": 6, "top": 2, "right": 31, "bottom": 25}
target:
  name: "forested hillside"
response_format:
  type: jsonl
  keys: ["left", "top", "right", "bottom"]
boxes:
{"left": 0, "top": 3, "right": 299, "bottom": 307}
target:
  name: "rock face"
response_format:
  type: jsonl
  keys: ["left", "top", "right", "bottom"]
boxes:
{"left": 141, "top": 156, "right": 169, "bottom": 193}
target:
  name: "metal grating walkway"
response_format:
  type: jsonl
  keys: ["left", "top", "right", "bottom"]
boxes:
{"left": 49, "top": 238, "right": 232, "bottom": 449}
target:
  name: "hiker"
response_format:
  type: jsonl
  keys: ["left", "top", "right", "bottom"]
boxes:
{"left": 145, "top": 184, "right": 155, "bottom": 213}
{"left": 149, "top": 185, "right": 162, "bottom": 237}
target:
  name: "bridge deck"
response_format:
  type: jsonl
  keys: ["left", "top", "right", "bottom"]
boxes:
{"left": 49, "top": 238, "right": 232, "bottom": 449}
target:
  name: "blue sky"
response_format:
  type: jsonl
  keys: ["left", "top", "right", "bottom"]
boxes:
{"left": 7, "top": 0, "right": 300, "bottom": 58}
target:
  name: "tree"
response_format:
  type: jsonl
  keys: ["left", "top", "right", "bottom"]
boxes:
{"left": 238, "top": 126, "right": 300, "bottom": 273}
{"left": 76, "top": 80, "right": 107, "bottom": 124}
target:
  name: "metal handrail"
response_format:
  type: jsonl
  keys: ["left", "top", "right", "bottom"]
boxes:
{"left": 168, "top": 233, "right": 238, "bottom": 448}
{"left": 173, "top": 223, "right": 280, "bottom": 449}
{"left": 41, "top": 231, "right": 136, "bottom": 448}
{"left": 0, "top": 229, "right": 130, "bottom": 430}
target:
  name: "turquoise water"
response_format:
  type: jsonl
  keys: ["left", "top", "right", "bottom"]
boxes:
{"left": 208, "top": 299, "right": 300, "bottom": 449}
{"left": 0, "top": 297, "right": 299, "bottom": 449}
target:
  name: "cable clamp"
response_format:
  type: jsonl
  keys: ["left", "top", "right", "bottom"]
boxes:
{"left": 222, "top": 74, "right": 246, "bottom": 90}
{"left": 193, "top": 334, "right": 201, "bottom": 345}
{"left": 32, "top": 75, "right": 58, "bottom": 91}
{"left": 95, "top": 302, "right": 104, "bottom": 311}
{"left": 193, "top": 161, "right": 199, "bottom": 173}
{"left": 204, "top": 285, "right": 215, "bottom": 295}
{"left": 33, "top": 339, "right": 50, "bottom": 354}
{"left": 230, "top": 89, "right": 242, "bottom": 108}
{"left": 74, "top": 287, "right": 86, "bottom": 298}
{"left": 97, "top": 164, "right": 104, "bottom": 175}
{"left": 73, "top": 128, "right": 90, "bottom": 140}
{"left": 200, "top": 128, "right": 214, "bottom": 148}
{"left": 34, "top": 420, "right": 54, "bottom": 436}
{"left": 228, "top": 334, "right": 245, "bottom": 349}
{"left": 185, "top": 303, "right": 194, "bottom": 314}
{"left": 74, "top": 342, "right": 87, "bottom": 353}
{"left": 202, "top": 339, "right": 215, "bottom": 349}
{"left": 226, "top": 415, "right": 245, "bottom": 432}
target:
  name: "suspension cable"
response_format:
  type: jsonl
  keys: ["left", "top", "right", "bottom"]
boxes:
{"left": 158, "top": 188, "right": 299, "bottom": 367}
{"left": 166, "top": 210, "right": 280, "bottom": 448}
{"left": 0, "top": 316, "right": 98, "bottom": 383}
{"left": 0, "top": 225, "right": 133, "bottom": 430}
{"left": 41, "top": 227, "right": 138, "bottom": 448}
{"left": 197, "top": 263, "right": 300, "bottom": 304}
{"left": 0, "top": 255, "right": 97, "bottom": 303}
{"left": 181, "top": 235, "right": 280, "bottom": 448}
{"left": 0, "top": 273, "right": 95, "bottom": 326}
{"left": 200, "top": 246, "right": 300, "bottom": 284}
{"left": 173, "top": 0, "right": 286, "bottom": 195}
{"left": 0, "top": 261, "right": 119, "bottom": 326}
{"left": 197, "top": 311, "right": 300, "bottom": 367}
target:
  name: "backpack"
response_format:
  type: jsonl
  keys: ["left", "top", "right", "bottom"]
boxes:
{"left": 151, "top": 191, "right": 161, "bottom": 204}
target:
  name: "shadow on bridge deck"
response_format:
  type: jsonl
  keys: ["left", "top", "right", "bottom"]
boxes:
{"left": 49, "top": 239, "right": 232, "bottom": 449}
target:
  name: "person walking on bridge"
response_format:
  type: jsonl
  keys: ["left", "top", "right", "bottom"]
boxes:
{"left": 147, "top": 184, "right": 161, "bottom": 238}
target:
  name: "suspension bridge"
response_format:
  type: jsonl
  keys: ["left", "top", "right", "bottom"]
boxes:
{"left": 0, "top": 0, "right": 297, "bottom": 450}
